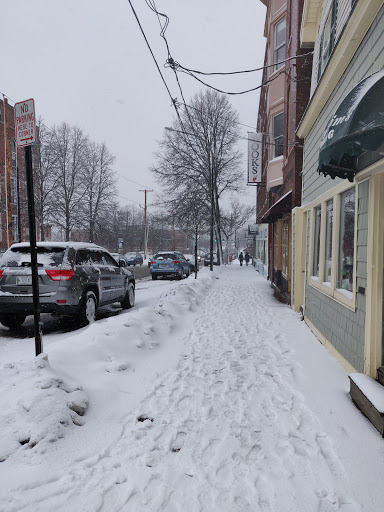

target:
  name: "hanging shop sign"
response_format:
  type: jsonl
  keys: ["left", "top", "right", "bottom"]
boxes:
{"left": 248, "top": 132, "right": 262, "bottom": 184}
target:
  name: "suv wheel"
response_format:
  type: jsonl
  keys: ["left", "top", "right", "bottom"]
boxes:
{"left": 0, "top": 314, "right": 26, "bottom": 330}
{"left": 121, "top": 282, "right": 135, "bottom": 309}
{"left": 78, "top": 291, "right": 97, "bottom": 326}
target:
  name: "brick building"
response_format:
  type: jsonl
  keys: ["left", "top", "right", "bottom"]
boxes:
{"left": 0, "top": 96, "right": 40, "bottom": 253}
{"left": 256, "top": 0, "right": 312, "bottom": 303}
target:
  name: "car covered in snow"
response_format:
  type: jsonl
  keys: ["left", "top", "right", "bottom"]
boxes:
{"left": 0, "top": 242, "right": 135, "bottom": 329}
{"left": 149, "top": 251, "right": 191, "bottom": 280}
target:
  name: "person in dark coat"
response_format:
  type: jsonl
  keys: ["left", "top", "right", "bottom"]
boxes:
{"left": 239, "top": 252, "right": 244, "bottom": 266}
{"left": 245, "top": 252, "right": 250, "bottom": 266}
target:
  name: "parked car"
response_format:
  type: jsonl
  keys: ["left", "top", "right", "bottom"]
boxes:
{"left": 124, "top": 252, "right": 144, "bottom": 266}
{"left": 183, "top": 254, "right": 199, "bottom": 272}
{"left": 111, "top": 253, "right": 129, "bottom": 267}
{"left": 150, "top": 251, "right": 190, "bottom": 280}
{"left": 204, "top": 253, "right": 219, "bottom": 266}
{"left": 0, "top": 242, "right": 135, "bottom": 329}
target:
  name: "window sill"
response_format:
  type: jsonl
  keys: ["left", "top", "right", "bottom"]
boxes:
{"left": 308, "top": 277, "right": 355, "bottom": 311}
{"left": 268, "top": 66, "right": 285, "bottom": 80}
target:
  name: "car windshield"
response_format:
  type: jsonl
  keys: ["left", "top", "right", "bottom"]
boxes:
{"left": 0, "top": 246, "right": 66, "bottom": 268}
{"left": 154, "top": 253, "right": 177, "bottom": 260}
{"left": 125, "top": 253, "right": 136, "bottom": 258}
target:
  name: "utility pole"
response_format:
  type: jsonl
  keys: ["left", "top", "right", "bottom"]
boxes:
{"left": 139, "top": 189, "right": 153, "bottom": 259}
{"left": 4, "top": 98, "right": 12, "bottom": 248}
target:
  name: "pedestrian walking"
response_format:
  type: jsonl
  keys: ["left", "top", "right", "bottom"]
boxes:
{"left": 245, "top": 252, "right": 250, "bottom": 266}
{"left": 239, "top": 252, "right": 244, "bottom": 266}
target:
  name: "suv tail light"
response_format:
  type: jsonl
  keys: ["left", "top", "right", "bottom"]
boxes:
{"left": 172, "top": 260, "right": 180, "bottom": 264}
{"left": 150, "top": 260, "right": 155, "bottom": 265}
{"left": 46, "top": 269, "right": 74, "bottom": 281}
{"left": 0, "top": 270, "right": 3, "bottom": 279}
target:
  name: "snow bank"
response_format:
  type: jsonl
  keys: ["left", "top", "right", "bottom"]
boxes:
{"left": 0, "top": 269, "right": 217, "bottom": 470}
{"left": 0, "top": 353, "right": 88, "bottom": 463}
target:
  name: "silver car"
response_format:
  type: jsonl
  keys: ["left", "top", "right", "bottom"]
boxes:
{"left": 0, "top": 242, "right": 135, "bottom": 329}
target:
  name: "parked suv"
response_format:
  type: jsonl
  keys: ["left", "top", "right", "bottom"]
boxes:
{"left": 0, "top": 242, "right": 135, "bottom": 329}
{"left": 150, "top": 251, "right": 190, "bottom": 280}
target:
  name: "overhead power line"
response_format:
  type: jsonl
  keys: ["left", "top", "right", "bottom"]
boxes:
{"left": 127, "top": 0, "right": 178, "bottom": 113}
{"left": 142, "top": 1, "right": 313, "bottom": 95}
{"left": 167, "top": 51, "right": 314, "bottom": 77}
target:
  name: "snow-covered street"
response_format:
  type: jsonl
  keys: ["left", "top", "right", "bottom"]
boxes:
{"left": 1, "top": 265, "right": 384, "bottom": 511}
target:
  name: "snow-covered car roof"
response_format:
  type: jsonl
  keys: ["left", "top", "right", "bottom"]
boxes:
{"left": 9, "top": 241, "right": 102, "bottom": 250}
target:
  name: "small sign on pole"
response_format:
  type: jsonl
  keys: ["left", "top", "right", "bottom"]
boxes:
{"left": 15, "top": 98, "right": 36, "bottom": 148}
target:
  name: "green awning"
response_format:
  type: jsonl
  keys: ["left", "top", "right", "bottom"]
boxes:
{"left": 318, "top": 70, "right": 384, "bottom": 182}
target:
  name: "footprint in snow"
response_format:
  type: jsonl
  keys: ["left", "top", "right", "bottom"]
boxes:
{"left": 171, "top": 432, "right": 186, "bottom": 452}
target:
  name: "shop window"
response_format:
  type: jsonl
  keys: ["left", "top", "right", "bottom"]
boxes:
{"left": 338, "top": 188, "right": 355, "bottom": 294}
{"left": 324, "top": 199, "right": 333, "bottom": 284}
{"left": 308, "top": 184, "right": 358, "bottom": 308}
{"left": 273, "top": 113, "right": 284, "bottom": 158}
{"left": 274, "top": 18, "right": 286, "bottom": 71}
{"left": 274, "top": 224, "right": 278, "bottom": 268}
{"left": 282, "top": 218, "right": 289, "bottom": 276}
{"left": 312, "top": 205, "right": 321, "bottom": 278}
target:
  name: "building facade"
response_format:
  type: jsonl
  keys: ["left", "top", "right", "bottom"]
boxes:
{"left": 293, "top": 0, "right": 384, "bottom": 385}
{"left": 256, "top": 0, "right": 312, "bottom": 302}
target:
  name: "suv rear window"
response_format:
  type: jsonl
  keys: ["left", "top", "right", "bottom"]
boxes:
{"left": 0, "top": 246, "right": 66, "bottom": 268}
{"left": 154, "top": 253, "right": 177, "bottom": 260}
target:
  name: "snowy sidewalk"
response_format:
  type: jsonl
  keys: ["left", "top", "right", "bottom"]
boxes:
{"left": 2, "top": 266, "right": 384, "bottom": 511}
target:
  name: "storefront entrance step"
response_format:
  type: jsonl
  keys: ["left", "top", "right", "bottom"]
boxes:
{"left": 349, "top": 373, "right": 384, "bottom": 437}
{"left": 376, "top": 366, "right": 384, "bottom": 387}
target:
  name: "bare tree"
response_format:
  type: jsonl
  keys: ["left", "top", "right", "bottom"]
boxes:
{"left": 151, "top": 89, "right": 243, "bottom": 266}
{"left": 34, "top": 119, "right": 59, "bottom": 241}
{"left": 82, "top": 141, "right": 116, "bottom": 242}
{"left": 49, "top": 123, "right": 88, "bottom": 240}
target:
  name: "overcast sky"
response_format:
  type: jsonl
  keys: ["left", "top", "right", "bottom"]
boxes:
{"left": 2, "top": 0, "right": 266, "bottom": 210}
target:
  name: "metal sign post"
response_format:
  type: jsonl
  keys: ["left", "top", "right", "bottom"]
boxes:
{"left": 14, "top": 99, "right": 42, "bottom": 356}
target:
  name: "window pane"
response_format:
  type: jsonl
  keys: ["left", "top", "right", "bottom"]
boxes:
{"left": 274, "top": 18, "right": 286, "bottom": 70}
{"left": 324, "top": 199, "right": 333, "bottom": 283}
{"left": 273, "top": 113, "right": 284, "bottom": 158}
{"left": 276, "top": 46, "right": 285, "bottom": 66}
{"left": 274, "top": 224, "right": 278, "bottom": 267}
{"left": 312, "top": 205, "right": 321, "bottom": 277}
{"left": 338, "top": 188, "right": 355, "bottom": 291}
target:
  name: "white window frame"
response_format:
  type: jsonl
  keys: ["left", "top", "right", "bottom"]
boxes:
{"left": 274, "top": 17, "right": 286, "bottom": 71}
{"left": 307, "top": 180, "right": 362, "bottom": 310}
{"left": 317, "top": 1, "right": 336, "bottom": 81}
{"left": 272, "top": 112, "right": 284, "bottom": 159}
